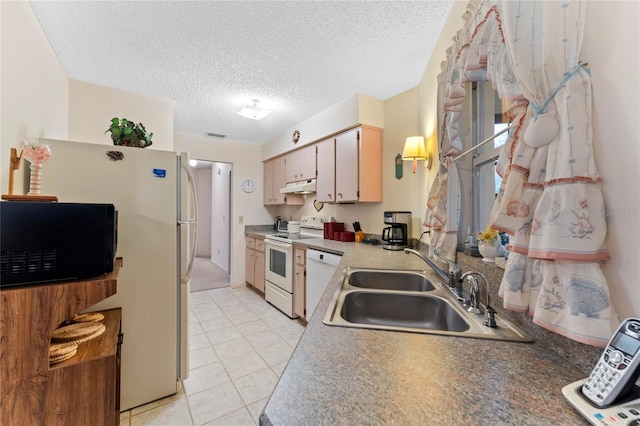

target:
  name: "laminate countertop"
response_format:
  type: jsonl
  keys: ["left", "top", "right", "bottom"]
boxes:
{"left": 246, "top": 232, "right": 588, "bottom": 425}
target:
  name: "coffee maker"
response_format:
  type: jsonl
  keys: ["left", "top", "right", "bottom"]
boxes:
{"left": 381, "top": 211, "right": 412, "bottom": 251}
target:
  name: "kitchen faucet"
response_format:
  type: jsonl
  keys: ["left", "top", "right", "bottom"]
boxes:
{"left": 460, "top": 271, "right": 496, "bottom": 328}
{"left": 403, "top": 248, "right": 466, "bottom": 302}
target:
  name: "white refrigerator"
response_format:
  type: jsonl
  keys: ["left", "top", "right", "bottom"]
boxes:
{"left": 38, "top": 138, "right": 197, "bottom": 411}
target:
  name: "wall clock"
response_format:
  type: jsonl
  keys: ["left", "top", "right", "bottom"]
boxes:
{"left": 292, "top": 130, "right": 300, "bottom": 144}
{"left": 241, "top": 178, "right": 255, "bottom": 193}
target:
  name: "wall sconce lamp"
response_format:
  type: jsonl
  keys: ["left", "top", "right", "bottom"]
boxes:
{"left": 402, "top": 136, "right": 432, "bottom": 173}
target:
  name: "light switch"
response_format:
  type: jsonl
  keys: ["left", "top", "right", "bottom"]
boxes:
{"left": 239, "top": 216, "right": 244, "bottom": 224}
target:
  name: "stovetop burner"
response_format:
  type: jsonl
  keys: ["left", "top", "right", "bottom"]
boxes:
{"left": 266, "top": 233, "right": 319, "bottom": 242}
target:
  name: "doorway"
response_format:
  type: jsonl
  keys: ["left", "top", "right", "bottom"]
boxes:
{"left": 189, "top": 160, "right": 232, "bottom": 292}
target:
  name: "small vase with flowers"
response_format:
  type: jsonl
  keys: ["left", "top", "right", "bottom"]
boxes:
{"left": 477, "top": 226, "right": 504, "bottom": 263}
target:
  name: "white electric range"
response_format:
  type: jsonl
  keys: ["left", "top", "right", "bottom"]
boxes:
{"left": 264, "top": 215, "right": 332, "bottom": 317}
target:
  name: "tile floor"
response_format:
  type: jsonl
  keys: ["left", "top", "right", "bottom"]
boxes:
{"left": 119, "top": 286, "right": 305, "bottom": 425}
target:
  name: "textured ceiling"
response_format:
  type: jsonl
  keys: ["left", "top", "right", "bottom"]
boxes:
{"left": 30, "top": 1, "right": 453, "bottom": 145}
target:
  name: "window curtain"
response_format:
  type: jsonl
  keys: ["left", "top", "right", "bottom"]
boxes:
{"left": 423, "top": 45, "right": 464, "bottom": 261}
{"left": 427, "top": 0, "right": 617, "bottom": 346}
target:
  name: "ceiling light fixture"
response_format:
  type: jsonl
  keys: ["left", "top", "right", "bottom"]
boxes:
{"left": 237, "top": 99, "right": 272, "bottom": 120}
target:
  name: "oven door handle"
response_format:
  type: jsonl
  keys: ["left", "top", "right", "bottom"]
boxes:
{"left": 266, "top": 239, "right": 293, "bottom": 250}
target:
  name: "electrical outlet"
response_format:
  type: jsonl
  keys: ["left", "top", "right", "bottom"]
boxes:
{"left": 239, "top": 216, "right": 244, "bottom": 224}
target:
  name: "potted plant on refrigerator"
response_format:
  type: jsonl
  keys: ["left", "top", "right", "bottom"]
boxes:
{"left": 105, "top": 118, "right": 153, "bottom": 148}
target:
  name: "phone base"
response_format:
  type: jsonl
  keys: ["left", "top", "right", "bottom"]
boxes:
{"left": 563, "top": 379, "right": 640, "bottom": 425}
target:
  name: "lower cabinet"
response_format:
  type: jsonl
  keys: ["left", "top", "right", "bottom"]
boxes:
{"left": 46, "top": 308, "right": 123, "bottom": 425}
{"left": 0, "top": 262, "right": 122, "bottom": 426}
{"left": 293, "top": 246, "right": 306, "bottom": 319}
{"left": 245, "top": 235, "right": 265, "bottom": 292}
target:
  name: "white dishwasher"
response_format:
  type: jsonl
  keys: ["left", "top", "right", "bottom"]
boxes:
{"left": 305, "top": 249, "right": 342, "bottom": 320}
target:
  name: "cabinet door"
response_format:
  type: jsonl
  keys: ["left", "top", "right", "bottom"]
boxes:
{"left": 335, "top": 128, "right": 359, "bottom": 202}
{"left": 284, "top": 151, "right": 297, "bottom": 184}
{"left": 294, "top": 247, "right": 306, "bottom": 267}
{"left": 254, "top": 251, "right": 265, "bottom": 293}
{"left": 293, "top": 262, "right": 306, "bottom": 319}
{"left": 245, "top": 247, "right": 255, "bottom": 285}
{"left": 297, "top": 144, "right": 316, "bottom": 181}
{"left": 358, "top": 126, "right": 383, "bottom": 202}
{"left": 263, "top": 160, "right": 275, "bottom": 205}
{"left": 272, "top": 156, "right": 287, "bottom": 205}
{"left": 285, "top": 145, "right": 316, "bottom": 183}
{"left": 316, "top": 138, "right": 335, "bottom": 203}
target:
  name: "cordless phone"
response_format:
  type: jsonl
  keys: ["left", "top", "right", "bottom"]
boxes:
{"left": 582, "top": 318, "right": 640, "bottom": 407}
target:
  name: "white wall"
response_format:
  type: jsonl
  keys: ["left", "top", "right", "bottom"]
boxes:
{"left": 582, "top": 1, "right": 640, "bottom": 320}
{"left": 262, "top": 93, "right": 384, "bottom": 161}
{"left": 211, "top": 162, "right": 232, "bottom": 272}
{"left": 174, "top": 133, "right": 272, "bottom": 287}
{"left": 69, "top": 79, "right": 174, "bottom": 151}
{"left": 194, "top": 167, "right": 212, "bottom": 257}
{"left": 0, "top": 0, "right": 69, "bottom": 195}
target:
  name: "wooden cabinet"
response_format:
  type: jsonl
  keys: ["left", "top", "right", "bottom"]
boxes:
{"left": 263, "top": 157, "right": 304, "bottom": 206}
{"left": 316, "top": 137, "right": 336, "bottom": 203}
{"left": 0, "top": 259, "right": 123, "bottom": 426}
{"left": 245, "top": 235, "right": 265, "bottom": 292}
{"left": 317, "top": 125, "right": 382, "bottom": 203}
{"left": 285, "top": 144, "right": 316, "bottom": 183}
{"left": 47, "top": 308, "right": 122, "bottom": 425}
{"left": 293, "top": 246, "right": 306, "bottom": 319}
{"left": 254, "top": 238, "right": 265, "bottom": 293}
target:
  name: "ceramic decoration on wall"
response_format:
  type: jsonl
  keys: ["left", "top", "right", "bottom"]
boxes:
{"left": 313, "top": 199, "right": 324, "bottom": 212}
{"left": 395, "top": 153, "right": 403, "bottom": 179}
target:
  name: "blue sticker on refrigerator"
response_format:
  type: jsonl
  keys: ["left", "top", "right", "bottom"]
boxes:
{"left": 153, "top": 169, "right": 166, "bottom": 178}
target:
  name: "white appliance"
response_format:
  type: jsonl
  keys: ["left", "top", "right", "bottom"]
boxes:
{"left": 264, "top": 215, "right": 332, "bottom": 318}
{"left": 264, "top": 238, "right": 297, "bottom": 317}
{"left": 305, "top": 249, "right": 341, "bottom": 319}
{"left": 38, "top": 139, "right": 197, "bottom": 411}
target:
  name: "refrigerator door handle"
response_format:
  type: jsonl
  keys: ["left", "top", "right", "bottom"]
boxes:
{"left": 180, "top": 156, "right": 199, "bottom": 284}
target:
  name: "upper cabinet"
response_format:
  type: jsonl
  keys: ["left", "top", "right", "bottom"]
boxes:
{"left": 316, "top": 138, "right": 336, "bottom": 203}
{"left": 285, "top": 144, "right": 316, "bottom": 183}
{"left": 317, "top": 126, "right": 382, "bottom": 203}
{"left": 264, "top": 157, "right": 304, "bottom": 206}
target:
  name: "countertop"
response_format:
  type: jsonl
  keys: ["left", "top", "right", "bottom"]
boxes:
{"left": 246, "top": 231, "right": 589, "bottom": 425}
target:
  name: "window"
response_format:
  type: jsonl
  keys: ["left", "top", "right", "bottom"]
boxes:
{"left": 470, "top": 82, "right": 509, "bottom": 236}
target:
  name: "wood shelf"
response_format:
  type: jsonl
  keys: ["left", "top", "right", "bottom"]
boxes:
{"left": 0, "top": 258, "right": 123, "bottom": 426}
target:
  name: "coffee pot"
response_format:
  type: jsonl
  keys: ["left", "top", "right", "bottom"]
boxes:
{"left": 381, "top": 211, "right": 412, "bottom": 251}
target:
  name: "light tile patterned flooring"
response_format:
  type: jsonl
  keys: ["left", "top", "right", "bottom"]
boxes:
{"left": 119, "top": 286, "right": 305, "bottom": 425}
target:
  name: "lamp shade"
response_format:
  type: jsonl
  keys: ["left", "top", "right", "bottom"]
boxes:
{"left": 402, "top": 136, "right": 427, "bottom": 173}
{"left": 402, "top": 136, "right": 427, "bottom": 160}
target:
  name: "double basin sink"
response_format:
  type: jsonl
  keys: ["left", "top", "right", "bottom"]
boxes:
{"left": 323, "top": 268, "right": 533, "bottom": 342}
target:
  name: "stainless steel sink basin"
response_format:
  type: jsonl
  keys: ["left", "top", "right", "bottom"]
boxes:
{"left": 341, "top": 292, "right": 469, "bottom": 332}
{"left": 348, "top": 270, "right": 436, "bottom": 291}
{"left": 323, "top": 267, "right": 533, "bottom": 343}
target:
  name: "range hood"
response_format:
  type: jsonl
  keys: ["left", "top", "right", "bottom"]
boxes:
{"left": 280, "top": 179, "right": 317, "bottom": 194}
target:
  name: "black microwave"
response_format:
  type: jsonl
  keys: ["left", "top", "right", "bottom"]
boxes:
{"left": 0, "top": 202, "right": 117, "bottom": 288}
